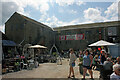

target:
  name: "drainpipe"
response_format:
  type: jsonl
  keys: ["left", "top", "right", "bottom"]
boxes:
{"left": 104, "top": 27, "right": 106, "bottom": 40}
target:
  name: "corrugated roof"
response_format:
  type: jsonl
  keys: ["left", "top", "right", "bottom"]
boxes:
{"left": 53, "top": 21, "right": 120, "bottom": 31}
{"left": 10, "top": 12, "right": 53, "bottom": 30}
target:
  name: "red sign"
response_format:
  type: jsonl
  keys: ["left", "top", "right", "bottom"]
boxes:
{"left": 76, "top": 34, "right": 84, "bottom": 40}
{"left": 59, "top": 35, "right": 66, "bottom": 40}
{"left": 59, "top": 34, "right": 84, "bottom": 40}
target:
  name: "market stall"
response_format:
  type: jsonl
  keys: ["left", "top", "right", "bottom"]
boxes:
{"left": 2, "top": 40, "right": 20, "bottom": 74}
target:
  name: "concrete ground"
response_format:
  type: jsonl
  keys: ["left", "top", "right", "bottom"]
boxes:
{"left": 2, "top": 59, "right": 100, "bottom": 79}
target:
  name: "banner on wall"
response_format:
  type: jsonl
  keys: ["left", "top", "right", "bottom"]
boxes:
{"left": 59, "top": 34, "right": 84, "bottom": 40}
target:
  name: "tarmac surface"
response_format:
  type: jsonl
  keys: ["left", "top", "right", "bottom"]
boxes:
{"left": 2, "top": 58, "right": 100, "bottom": 79}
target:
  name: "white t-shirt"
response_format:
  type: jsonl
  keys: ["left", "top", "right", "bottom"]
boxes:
{"left": 69, "top": 53, "right": 77, "bottom": 64}
{"left": 110, "top": 72, "right": 120, "bottom": 80}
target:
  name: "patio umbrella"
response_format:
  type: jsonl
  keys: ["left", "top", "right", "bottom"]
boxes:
{"left": 29, "top": 45, "right": 47, "bottom": 48}
{"left": 88, "top": 40, "right": 116, "bottom": 47}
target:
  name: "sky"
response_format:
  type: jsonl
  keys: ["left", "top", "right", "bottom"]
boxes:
{"left": 0, "top": 0, "right": 120, "bottom": 33}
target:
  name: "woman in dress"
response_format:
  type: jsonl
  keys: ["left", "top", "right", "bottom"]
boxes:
{"left": 83, "top": 49, "right": 93, "bottom": 79}
{"left": 68, "top": 48, "right": 77, "bottom": 78}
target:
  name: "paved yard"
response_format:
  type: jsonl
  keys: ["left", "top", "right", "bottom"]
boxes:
{"left": 2, "top": 59, "right": 100, "bottom": 79}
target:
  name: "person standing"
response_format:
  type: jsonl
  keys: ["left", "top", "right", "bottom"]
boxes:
{"left": 92, "top": 55, "right": 99, "bottom": 70}
{"left": 100, "top": 50, "right": 106, "bottom": 64}
{"left": 83, "top": 49, "right": 93, "bottom": 79}
{"left": 61, "top": 50, "right": 64, "bottom": 59}
{"left": 68, "top": 48, "right": 77, "bottom": 78}
{"left": 79, "top": 50, "right": 83, "bottom": 59}
{"left": 116, "top": 57, "right": 120, "bottom": 64}
{"left": 79, "top": 50, "right": 83, "bottom": 74}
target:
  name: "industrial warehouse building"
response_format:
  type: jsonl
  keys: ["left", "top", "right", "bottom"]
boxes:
{"left": 5, "top": 12, "right": 54, "bottom": 49}
{"left": 54, "top": 21, "right": 120, "bottom": 51}
{"left": 5, "top": 12, "right": 120, "bottom": 52}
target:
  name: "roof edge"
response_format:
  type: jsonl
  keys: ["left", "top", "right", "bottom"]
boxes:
{"left": 53, "top": 20, "right": 120, "bottom": 31}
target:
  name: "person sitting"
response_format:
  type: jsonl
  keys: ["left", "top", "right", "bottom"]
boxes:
{"left": 110, "top": 64, "right": 120, "bottom": 80}
{"left": 103, "top": 57, "right": 113, "bottom": 78}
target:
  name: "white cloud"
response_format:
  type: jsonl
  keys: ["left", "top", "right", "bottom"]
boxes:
{"left": 46, "top": 18, "right": 51, "bottom": 22}
{"left": 76, "top": 1, "right": 85, "bottom": 6}
{"left": 1, "top": 0, "right": 50, "bottom": 32}
{"left": 0, "top": 2, "right": 20, "bottom": 32}
{"left": 1, "top": 0, "right": 50, "bottom": 22}
{"left": 83, "top": 1, "right": 119, "bottom": 23}
{"left": 1, "top": 2, "right": 18, "bottom": 24}
{"left": 39, "top": 13, "right": 49, "bottom": 22}
{"left": 1, "top": 0, "right": 119, "bottom": 33}
{"left": 84, "top": 8, "right": 106, "bottom": 22}
{"left": 55, "top": 0, "right": 75, "bottom": 6}
{"left": 58, "top": 8, "right": 77, "bottom": 14}
{"left": 58, "top": 8, "right": 64, "bottom": 13}
{"left": 27, "top": 0, "right": 49, "bottom": 14}
{"left": 55, "top": 0, "right": 85, "bottom": 6}
{"left": 1, "top": 0, "right": 30, "bottom": 24}
{"left": 42, "top": 16, "right": 96, "bottom": 28}
{"left": 0, "top": 0, "right": 32, "bottom": 33}
{"left": 40, "top": 16, "right": 80, "bottom": 27}
{"left": 70, "top": 10, "right": 77, "bottom": 14}
{"left": 104, "top": 1, "right": 119, "bottom": 21}
{"left": 40, "top": 2, "right": 49, "bottom": 13}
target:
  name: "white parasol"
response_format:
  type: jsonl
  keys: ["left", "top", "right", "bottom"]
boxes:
{"left": 29, "top": 45, "right": 47, "bottom": 48}
{"left": 88, "top": 40, "right": 116, "bottom": 46}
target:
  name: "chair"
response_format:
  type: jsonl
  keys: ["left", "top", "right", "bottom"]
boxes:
{"left": 28, "top": 59, "right": 34, "bottom": 70}
{"left": 23, "top": 63, "right": 28, "bottom": 69}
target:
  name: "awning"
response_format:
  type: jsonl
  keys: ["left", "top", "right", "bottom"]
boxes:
{"left": 2, "top": 40, "right": 16, "bottom": 46}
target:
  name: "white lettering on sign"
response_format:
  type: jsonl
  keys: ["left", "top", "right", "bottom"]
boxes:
{"left": 59, "top": 34, "right": 84, "bottom": 40}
